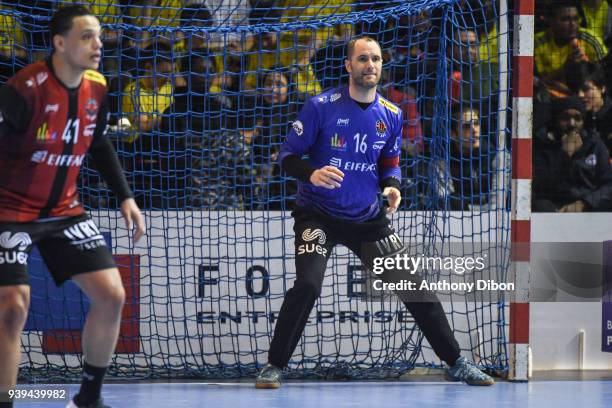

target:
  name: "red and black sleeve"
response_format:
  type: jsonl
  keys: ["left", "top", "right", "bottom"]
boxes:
{"left": 88, "top": 97, "right": 134, "bottom": 202}
{"left": 0, "top": 84, "right": 32, "bottom": 141}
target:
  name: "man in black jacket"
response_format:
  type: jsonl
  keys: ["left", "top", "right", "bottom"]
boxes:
{"left": 566, "top": 62, "right": 612, "bottom": 155}
{"left": 533, "top": 96, "right": 612, "bottom": 212}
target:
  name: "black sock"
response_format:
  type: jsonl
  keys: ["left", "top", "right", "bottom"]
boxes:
{"left": 73, "top": 361, "right": 107, "bottom": 406}
{"left": 0, "top": 392, "right": 13, "bottom": 408}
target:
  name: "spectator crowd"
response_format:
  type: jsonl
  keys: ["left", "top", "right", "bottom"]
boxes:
{"left": 1, "top": 0, "right": 610, "bottom": 212}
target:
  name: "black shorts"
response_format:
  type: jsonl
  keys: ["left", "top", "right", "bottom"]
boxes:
{"left": 0, "top": 214, "right": 116, "bottom": 287}
{"left": 292, "top": 205, "right": 404, "bottom": 260}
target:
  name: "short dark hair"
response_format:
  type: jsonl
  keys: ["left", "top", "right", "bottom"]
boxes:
{"left": 49, "top": 5, "right": 93, "bottom": 39}
{"left": 566, "top": 61, "right": 607, "bottom": 92}
{"left": 552, "top": 96, "right": 586, "bottom": 118}
{"left": 259, "top": 65, "right": 291, "bottom": 86}
{"left": 138, "top": 42, "right": 174, "bottom": 73}
{"left": 180, "top": 5, "right": 213, "bottom": 27}
{"left": 550, "top": 0, "right": 580, "bottom": 18}
{"left": 181, "top": 48, "right": 216, "bottom": 72}
{"left": 346, "top": 36, "right": 380, "bottom": 60}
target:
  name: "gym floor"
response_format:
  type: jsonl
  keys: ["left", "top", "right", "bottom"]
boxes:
{"left": 21, "top": 374, "right": 612, "bottom": 408}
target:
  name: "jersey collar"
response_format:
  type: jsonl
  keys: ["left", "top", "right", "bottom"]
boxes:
{"left": 344, "top": 85, "right": 379, "bottom": 111}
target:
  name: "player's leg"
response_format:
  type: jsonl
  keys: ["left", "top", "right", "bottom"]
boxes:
{"left": 256, "top": 210, "right": 336, "bottom": 389}
{"left": 346, "top": 213, "right": 494, "bottom": 385}
{"left": 37, "top": 215, "right": 122, "bottom": 408}
{"left": 0, "top": 285, "right": 30, "bottom": 408}
{"left": 69, "top": 268, "right": 125, "bottom": 406}
{"left": 0, "top": 223, "right": 36, "bottom": 407}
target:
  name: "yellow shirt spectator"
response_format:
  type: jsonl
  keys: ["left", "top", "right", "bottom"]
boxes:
{"left": 280, "top": 0, "right": 352, "bottom": 44}
{"left": 534, "top": 28, "right": 607, "bottom": 76}
{"left": 76, "top": 1, "right": 122, "bottom": 25}
{"left": 581, "top": 0, "right": 612, "bottom": 44}
{"left": 0, "top": 7, "right": 25, "bottom": 58}
{"left": 127, "top": 0, "right": 183, "bottom": 27}
{"left": 479, "top": 24, "right": 498, "bottom": 65}
{"left": 278, "top": 0, "right": 354, "bottom": 95}
{"left": 122, "top": 80, "right": 174, "bottom": 142}
{"left": 126, "top": 0, "right": 183, "bottom": 47}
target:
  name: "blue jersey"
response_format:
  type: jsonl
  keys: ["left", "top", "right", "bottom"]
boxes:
{"left": 279, "top": 86, "right": 403, "bottom": 221}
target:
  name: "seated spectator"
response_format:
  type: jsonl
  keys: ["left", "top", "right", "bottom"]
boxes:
{"left": 162, "top": 49, "right": 225, "bottom": 134}
{"left": 236, "top": 32, "right": 288, "bottom": 92}
{"left": 76, "top": 0, "right": 123, "bottom": 42}
{"left": 535, "top": 1, "right": 607, "bottom": 80}
{"left": 0, "top": 4, "right": 26, "bottom": 82}
{"left": 533, "top": 97, "right": 612, "bottom": 212}
{"left": 256, "top": 68, "right": 305, "bottom": 207}
{"left": 122, "top": 42, "right": 175, "bottom": 138}
{"left": 125, "top": 0, "right": 183, "bottom": 45}
{"left": 448, "top": 28, "right": 499, "bottom": 108}
{"left": 121, "top": 42, "right": 176, "bottom": 208}
{"left": 567, "top": 61, "right": 612, "bottom": 153}
{"left": 180, "top": 0, "right": 250, "bottom": 49}
{"left": 477, "top": 0, "right": 499, "bottom": 65}
{"left": 447, "top": 28, "right": 499, "bottom": 140}
{"left": 14, "top": 0, "right": 53, "bottom": 59}
{"left": 161, "top": 49, "right": 230, "bottom": 207}
{"left": 178, "top": 5, "right": 214, "bottom": 52}
{"left": 249, "top": 0, "right": 283, "bottom": 25}
{"left": 191, "top": 98, "right": 264, "bottom": 209}
{"left": 224, "top": 33, "right": 256, "bottom": 93}
{"left": 279, "top": 0, "right": 354, "bottom": 96}
{"left": 579, "top": 0, "right": 612, "bottom": 47}
{"left": 257, "top": 68, "right": 302, "bottom": 148}
{"left": 310, "top": 38, "right": 347, "bottom": 90}
{"left": 383, "top": 10, "right": 435, "bottom": 88}
{"left": 438, "top": 105, "right": 510, "bottom": 211}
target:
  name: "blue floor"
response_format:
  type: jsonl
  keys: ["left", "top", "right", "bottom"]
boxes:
{"left": 22, "top": 381, "right": 612, "bottom": 408}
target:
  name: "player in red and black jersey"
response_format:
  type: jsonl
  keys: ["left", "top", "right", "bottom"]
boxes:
{"left": 0, "top": 6, "right": 145, "bottom": 408}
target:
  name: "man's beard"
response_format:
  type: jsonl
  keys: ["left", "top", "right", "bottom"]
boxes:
{"left": 352, "top": 74, "right": 380, "bottom": 89}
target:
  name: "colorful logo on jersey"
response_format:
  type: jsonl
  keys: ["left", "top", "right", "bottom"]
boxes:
{"left": 85, "top": 98, "right": 98, "bottom": 121}
{"left": 330, "top": 133, "right": 347, "bottom": 151}
{"left": 36, "top": 122, "right": 56, "bottom": 143}
{"left": 376, "top": 120, "right": 387, "bottom": 137}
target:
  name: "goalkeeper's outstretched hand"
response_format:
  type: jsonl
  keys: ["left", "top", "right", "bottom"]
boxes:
{"left": 383, "top": 187, "right": 401, "bottom": 214}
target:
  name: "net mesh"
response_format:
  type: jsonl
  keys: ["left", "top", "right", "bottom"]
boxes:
{"left": 2, "top": 0, "right": 512, "bottom": 380}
